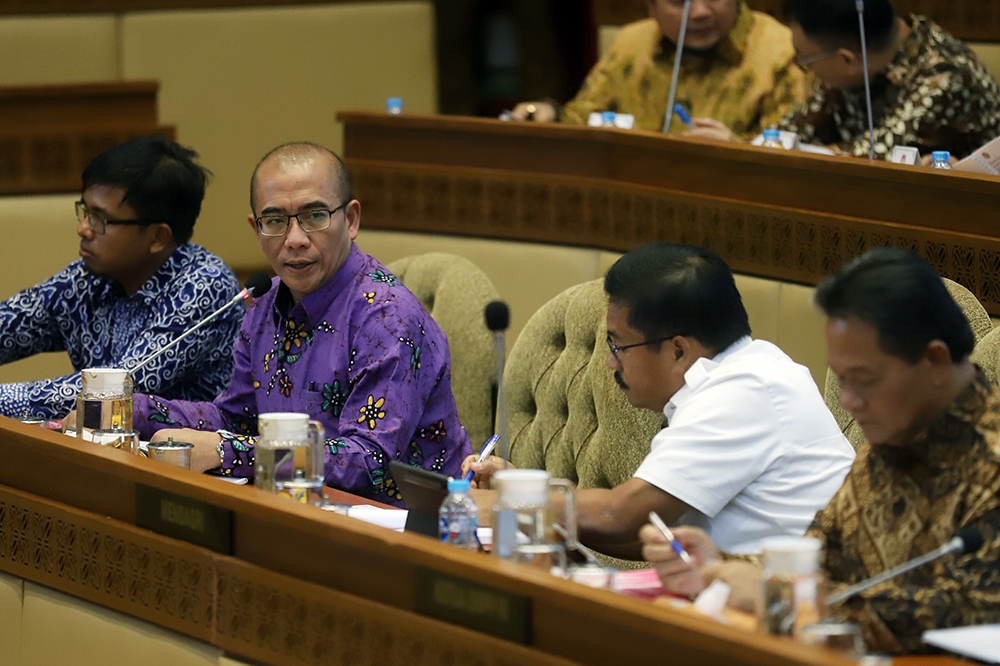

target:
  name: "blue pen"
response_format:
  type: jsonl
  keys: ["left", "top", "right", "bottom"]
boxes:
{"left": 673, "top": 104, "right": 694, "bottom": 129}
{"left": 649, "top": 511, "right": 693, "bottom": 564}
{"left": 464, "top": 434, "right": 500, "bottom": 482}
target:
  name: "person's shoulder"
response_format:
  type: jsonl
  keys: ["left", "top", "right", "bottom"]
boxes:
{"left": 608, "top": 18, "right": 661, "bottom": 56}
{"left": 743, "top": 10, "right": 796, "bottom": 62}
{"left": 353, "top": 251, "right": 438, "bottom": 327}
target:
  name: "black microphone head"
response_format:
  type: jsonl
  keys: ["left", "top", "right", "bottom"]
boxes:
{"left": 245, "top": 272, "right": 272, "bottom": 298}
{"left": 485, "top": 301, "right": 510, "bottom": 332}
{"left": 958, "top": 526, "right": 984, "bottom": 554}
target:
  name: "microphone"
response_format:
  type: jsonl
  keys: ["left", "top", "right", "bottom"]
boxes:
{"left": 663, "top": 0, "right": 693, "bottom": 134}
{"left": 131, "top": 272, "right": 272, "bottom": 374}
{"left": 857, "top": 0, "right": 876, "bottom": 160}
{"left": 827, "top": 526, "right": 984, "bottom": 604}
{"left": 485, "top": 301, "right": 510, "bottom": 467}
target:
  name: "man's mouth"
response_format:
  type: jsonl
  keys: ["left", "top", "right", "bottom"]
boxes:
{"left": 285, "top": 260, "right": 314, "bottom": 273}
{"left": 614, "top": 371, "right": 630, "bottom": 391}
{"left": 79, "top": 245, "right": 94, "bottom": 259}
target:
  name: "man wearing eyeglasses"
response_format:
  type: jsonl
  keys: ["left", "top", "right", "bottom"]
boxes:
{"left": 130, "top": 142, "right": 472, "bottom": 505}
{"left": 691, "top": 0, "right": 1000, "bottom": 160}
{"left": 465, "top": 243, "right": 853, "bottom": 555}
{"left": 0, "top": 134, "right": 241, "bottom": 420}
{"left": 511, "top": 0, "right": 808, "bottom": 138}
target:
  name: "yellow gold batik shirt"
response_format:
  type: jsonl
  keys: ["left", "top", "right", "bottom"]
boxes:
{"left": 562, "top": 3, "right": 808, "bottom": 137}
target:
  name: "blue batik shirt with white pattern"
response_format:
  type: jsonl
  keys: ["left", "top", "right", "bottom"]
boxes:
{"left": 0, "top": 243, "right": 243, "bottom": 420}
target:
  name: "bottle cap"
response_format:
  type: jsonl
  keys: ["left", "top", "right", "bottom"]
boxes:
{"left": 763, "top": 129, "right": 781, "bottom": 140}
{"left": 258, "top": 412, "right": 310, "bottom": 441}
{"left": 932, "top": 151, "right": 950, "bottom": 161}
{"left": 81, "top": 367, "right": 128, "bottom": 393}
{"left": 761, "top": 536, "right": 821, "bottom": 575}
{"left": 447, "top": 478, "right": 471, "bottom": 493}
{"left": 601, "top": 111, "right": 616, "bottom": 123}
{"left": 386, "top": 97, "right": 403, "bottom": 110}
{"left": 494, "top": 469, "right": 550, "bottom": 504}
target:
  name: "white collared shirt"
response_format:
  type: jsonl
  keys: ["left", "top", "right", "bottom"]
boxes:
{"left": 634, "top": 337, "right": 854, "bottom": 554}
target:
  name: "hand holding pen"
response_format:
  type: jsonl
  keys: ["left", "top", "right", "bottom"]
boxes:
{"left": 648, "top": 511, "right": 693, "bottom": 564}
{"left": 463, "top": 434, "right": 500, "bottom": 482}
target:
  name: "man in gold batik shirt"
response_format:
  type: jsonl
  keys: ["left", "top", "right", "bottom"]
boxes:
{"left": 511, "top": 0, "right": 808, "bottom": 138}
{"left": 641, "top": 248, "right": 1000, "bottom": 654}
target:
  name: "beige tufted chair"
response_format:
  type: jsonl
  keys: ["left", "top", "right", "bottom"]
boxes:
{"left": 503, "top": 279, "right": 664, "bottom": 490}
{"left": 387, "top": 253, "right": 500, "bottom": 446}
{"left": 823, "top": 278, "right": 994, "bottom": 450}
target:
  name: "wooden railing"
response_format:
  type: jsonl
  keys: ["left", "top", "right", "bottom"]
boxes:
{"left": 0, "top": 81, "right": 174, "bottom": 195}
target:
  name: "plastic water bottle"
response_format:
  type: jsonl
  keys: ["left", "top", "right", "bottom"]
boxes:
{"left": 762, "top": 129, "right": 784, "bottom": 150}
{"left": 601, "top": 111, "right": 616, "bottom": 128}
{"left": 386, "top": 97, "right": 403, "bottom": 115}
{"left": 931, "top": 151, "right": 953, "bottom": 170}
{"left": 439, "top": 478, "right": 481, "bottom": 551}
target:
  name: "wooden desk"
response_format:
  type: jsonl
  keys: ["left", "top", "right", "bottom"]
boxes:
{"left": 0, "top": 418, "right": 874, "bottom": 666}
{"left": 0, "top": 81, "right": 174, "bottom": 195}
{"left": 339, "top": 111, "right": 1000, "bottom": 315}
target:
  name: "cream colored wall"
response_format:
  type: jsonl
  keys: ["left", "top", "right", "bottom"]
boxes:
{"left": 0, "top": 570, "right": 22, "bottom": 666}
{"left": 0, "top": 16, "right": 120, "bottom": 85}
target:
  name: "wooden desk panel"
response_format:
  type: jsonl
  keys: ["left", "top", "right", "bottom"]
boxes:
{"left": 0, "top": 419, "right": 859, "bottom": 666}
{"left": 338, "top": 112, "right": 1000, "bottom": 315}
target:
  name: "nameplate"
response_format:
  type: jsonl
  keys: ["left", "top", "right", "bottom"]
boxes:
{"left": 414, "top": 568, "right": 532, "bottom": 644}
{"left": 135, "top": 484, "right": 233, "bottom": 554}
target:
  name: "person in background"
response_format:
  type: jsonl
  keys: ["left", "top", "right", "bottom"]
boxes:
{"left": 0, "top": 134, "right": 241, "bottom": 420}
{"left": 642, "top": 248, "right": 1000, "bottom": 654}
{"left": 690, "top": 0, "right": 1000, "bottom": 161}
{"left": 131, "top": 142, "right": 472, "bottom": 506}
{"left": 510, "top": 0, "right": 808, "bottom": 138}
{"left": 466, "top": 243, "right": 854, "bottom": 557}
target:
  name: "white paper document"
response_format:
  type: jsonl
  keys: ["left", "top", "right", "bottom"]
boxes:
{"left": 955, "top": 135, "right": 1000, "bottom": 175}
{"left": 347, "top": 505, "right": 408, "bottom": 531}
{"left": 922, "top": 625, "right": 1000, "bottom": 662}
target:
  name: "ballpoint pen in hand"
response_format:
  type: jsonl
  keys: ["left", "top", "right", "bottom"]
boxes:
{"left": 464, "top": 434, "right": 500, "bottom": 482}
{"left": 648, "top": 511, "right": 693, "bottom": 565}
{"left": 673, "top": 104, "right": 695, "bottom": 129}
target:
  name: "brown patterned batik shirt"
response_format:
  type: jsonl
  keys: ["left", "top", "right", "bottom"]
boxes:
{"left": 562, "top": 3, "right": 808, "bottom": 137}
{"left": 809, "top": 369, "right": 1000, "bottom": 654}
{"left": 780, "top": 16, "right": 1000, "bottom": 159}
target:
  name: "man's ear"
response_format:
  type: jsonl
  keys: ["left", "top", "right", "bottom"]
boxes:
{"left": 645, "top": 0, "right": 657, "bottom": 18}
{"left": 149, "top": 223, "right": 174, "bottom": 254}
{"left": 247, "top": 214, "right": 258, "bottom": 235}
{"left": 838, "top": 47, "right": 858, "bottom": 67}
{"left": 923, "top": 340, "right": 954, "bottom": 369}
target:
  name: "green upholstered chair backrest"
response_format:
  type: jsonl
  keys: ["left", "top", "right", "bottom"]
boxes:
{"left": 502, "top": 279, "right": 663, "bottom": 490}
{"left": 387, "top": 253, "right": 500, "bottom": 446}
{"left": 823, "top": 278, "right": 995, "bottom": 450}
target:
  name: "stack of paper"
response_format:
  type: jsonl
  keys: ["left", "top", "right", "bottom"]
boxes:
{"left": 922, "top": 625, "right": 1000, "bottom": 662}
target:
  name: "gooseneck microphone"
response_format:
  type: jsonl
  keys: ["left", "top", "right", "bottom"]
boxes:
{"left": 857, "top": 0, "right": 876, "bottom": 160}
{"left": 485, "top": 301, "right": 510, "bottom": 468}
{"left": 827, "top": 526, "right": 984, "bottom": 604}
{"left": 131, "top": 272, "right": 272, "bottom": 374}
{"left": 663, "top": 0, "right": 693, "bottom": 134}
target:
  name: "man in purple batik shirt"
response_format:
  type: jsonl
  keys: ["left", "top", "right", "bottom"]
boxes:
{"left": 133, "top": 142, "right": 472, "bottom": 506}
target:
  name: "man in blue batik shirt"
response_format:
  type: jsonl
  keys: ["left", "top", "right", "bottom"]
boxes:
{"left": 0, "top": 135, "right": 243, "bottom": 420}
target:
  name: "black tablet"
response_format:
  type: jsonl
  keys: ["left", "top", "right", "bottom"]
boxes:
{"left": 388, "top": 460, "right": 451, "bottom": 538}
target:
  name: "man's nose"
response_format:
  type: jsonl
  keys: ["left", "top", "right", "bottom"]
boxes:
{"left": 840, "top": 384, "right": 866, "bottom": 413}
{"left": 689, "top": 0, "right": 712, "bottom": 19}
{"left": 77, "top": 218, "right": 95, "bottom": 240}
{"left": 283, "top": 217, "right": 312, "bottom": 247}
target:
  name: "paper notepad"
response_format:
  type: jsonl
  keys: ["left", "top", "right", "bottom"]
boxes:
{"left": 922, "top": 625, "right": 1000, "bottom": 662}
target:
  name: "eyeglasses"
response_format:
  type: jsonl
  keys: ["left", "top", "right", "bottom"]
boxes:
{"left": 75, "top": 200, "right": 159, "bottom": 236}
{"left": 794, "top": 50, "right": 837, "bottom": 69}
{"left": 606, "top": 334, "right": 683, "bottom": 363}
{"left": 254, "top": 202, "right": 349, "bottom": 237}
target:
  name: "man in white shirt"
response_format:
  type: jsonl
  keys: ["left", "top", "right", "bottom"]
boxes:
{"left": 465, "top": 243, "right": 854, "bottom": 556}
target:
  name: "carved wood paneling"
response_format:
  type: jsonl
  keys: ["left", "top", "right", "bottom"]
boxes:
{"left": 347, "top": 158, "right": 1000, "bottom": 315}
{"left": 0, "top": 0, "right": 397, "bottom": 14}
{"left": 592, "top": 0, "right": 1000, "bottom": 42}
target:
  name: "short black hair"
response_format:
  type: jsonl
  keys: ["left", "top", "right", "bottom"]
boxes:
{"left": 249, "top": 142, "right": 353, "bottom": 213}
{"left": 783, "top": 0, "right": 898, "bottom": 51}
{"left": 604, "top": 243, "right": 751, "bottom": 354}
{"left": 814, "top": 248, "right": 974, "bottom": 363}
{"left": 81, "top": 134, "right": 208, "bottom": 244}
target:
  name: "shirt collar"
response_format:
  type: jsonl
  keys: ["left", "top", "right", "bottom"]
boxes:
{"left": 656, "top": 1, "right": 753, "bottom": 67}
{"left": 274, "top": 242, "right": 362, "bottom": 325}
{"left": 663, "top": 335, "right": 753, "bottom": 420}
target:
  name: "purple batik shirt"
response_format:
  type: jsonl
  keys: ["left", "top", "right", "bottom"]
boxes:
{"left": 133, "top": 244, "right": 472, "bottom": 506}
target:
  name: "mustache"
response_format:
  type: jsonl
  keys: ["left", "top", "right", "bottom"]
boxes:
{"left": 614, "top": 371, "right": 630, "bottom": 391}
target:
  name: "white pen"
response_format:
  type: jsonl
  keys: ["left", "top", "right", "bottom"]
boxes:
{"left": 648, "top": 511, "right": 693, "bottom": 565}
{"left": 463, "top": 434, "right": 499, "bottom": 482}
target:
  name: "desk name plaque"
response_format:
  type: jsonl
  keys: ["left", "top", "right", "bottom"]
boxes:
{"left": 135, "top": 483, "right": 234, "bottom": 554}
{"left": 414, "top": 568, "right": 532, "bottom": 644}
